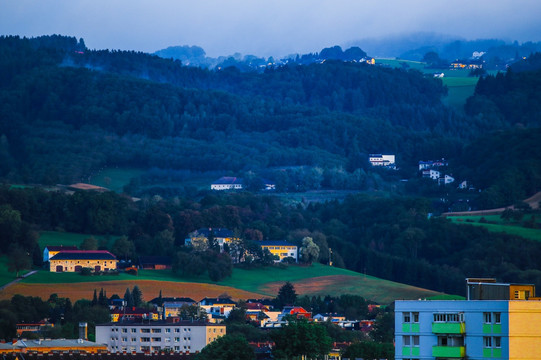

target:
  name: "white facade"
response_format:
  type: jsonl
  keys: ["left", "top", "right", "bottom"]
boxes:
{"left": 369, "top": 154, "right": 395, "bottom": 167}
{"left": 95, "top": 321, "right": 225, "bottom": 354}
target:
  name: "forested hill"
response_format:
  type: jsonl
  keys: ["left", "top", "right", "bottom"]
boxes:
{"left": 0, "top": 35, "right": 473, "bottom": 184}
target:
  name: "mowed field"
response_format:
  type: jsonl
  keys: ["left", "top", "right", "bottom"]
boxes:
{"left": 1, "top": 263, "right": 442, "bottom": 304}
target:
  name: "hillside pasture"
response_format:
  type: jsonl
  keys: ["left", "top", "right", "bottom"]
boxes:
{"left": 13, "top": 263, "right": 442, "bottom": 304}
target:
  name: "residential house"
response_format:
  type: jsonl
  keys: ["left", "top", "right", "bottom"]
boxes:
{"left": 210, "top": 177, "right": 243, "bottom": 190}
{"left": 199, "top": 297, "right": 237, "bottom": 322}
{"left": 450, "top": 59, "right": 483, "bottom": 69}
{"left": 43, "top": 245, "right": 78, "bottom": 263}
{"left": 278, "top": 306, "right": 312, "bottom": 321}
{"left": 160, "top": 299, "right": 198, "bottom": 319}
{"left": 49, "top": 250, "right": 117, "bottom": 272}
{"left": 110, "top": 307, "right": 159, "bottom": 323}
{"left": 259, "top": 240, "right": 298, "bottom": 262}
{"left": 418, "top": 158, "right": 448, "bottom": 171}
{"left": 185, "top": 227, "right": 236, "bottom": 248}
{"left": 395, "top": 278, "right": 541, "bottom": 360}
{"left": 95, "top": 319, "right": 225, "bottom": 354}
{"left": 313, "top": 313, "right": 346, "bottom": 323}
{"left": 439, "top": 174, "right": 455, "bottom": 185}
{"left": 422, "top": 169, "right": 441, "bottom": 180}
{"left": 368, "top": 154, "right": 396, "bottom": 168}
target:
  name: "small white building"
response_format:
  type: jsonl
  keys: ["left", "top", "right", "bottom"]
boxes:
{"left": 422, "top": 169, "right": 441, "bottom": 180}
{"left": 369, "top": 154, "right": 395, "bottom": 167}
{"left": 210, "top": 177, "right": 243, "bottom": 190}
{"left": 95, "top": 320, "right": 225, "bottom": 354}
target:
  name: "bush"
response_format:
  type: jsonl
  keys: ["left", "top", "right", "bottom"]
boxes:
{"left": 80, "top": 267, "right": 92, "bottom": 276}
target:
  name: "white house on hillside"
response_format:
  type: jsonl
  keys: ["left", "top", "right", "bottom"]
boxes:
{"left": 210, "top": 177, "right": 243, "bottom": 190}
{"left": 368, "top": 154, "right": 395, "bottom": 168}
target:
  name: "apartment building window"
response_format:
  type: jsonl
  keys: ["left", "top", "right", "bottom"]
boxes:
{"left": 403, "top": 312, "right": 411, "bottom": 323}
{"left": 494, "top": 337, "right": 501, "bottom": 348}
{"left": 140, "top": 346, "right": 150, "bottom": 352}
{"left": 151, "top": 328, "right": 162, "bottom": 333}
{"left": 141, "top": 337, "right": 150, "bottom": 343}
{"left": 122, "top": 328, "right": 127, "bottom": 333}
{"left": 483, "top": 312, "right": 492, "bottom": 323}
{"left": 174, "top": 346, "right": 180, "bottom": 351}
{"left": 165, "top": 328, "right": 171, "bottom": 333}
{"left": 131, "top": 337, "right": 136, "bottom": 342}
{"left": 175, "top": 328, "right": 180, "bottom": 333}
{"left": 141, "top": 328, "right": 150, "bottom": 333}
{"left": 412, "top": 335, "right": 419, "bottom": 346}
{"left": 484, "top": 337, "right": 492, "bottom": 347}
{"left": 174, "top": 337, "right": 180, "bottom": 342}
{"left": 131, "top": 328, "right": 136, "bottom": 333}
{"left": 151, "top": 337, "right": 161, "bottom": 342}
{"left": 122, "top": 337, "right": 127, "bottom": 342}
{"left": 494, "top": 312, "right": 501, "bottom": 324}
{"left": 412, "top": 312, "right": 419, "bottom": 323}
{"left": 403, "top": 336, "right": 411, "bottom": 346}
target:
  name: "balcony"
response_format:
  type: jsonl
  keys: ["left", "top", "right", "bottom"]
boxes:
{"left": 432, "top": 322, "right": 465, "bottom": 334}
{"left": 432, "top": 346, "right": 465, "bottom": 358}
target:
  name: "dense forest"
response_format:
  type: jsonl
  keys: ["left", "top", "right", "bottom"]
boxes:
{"left": 1, "top": 35, "right": 540, "bottom": 207}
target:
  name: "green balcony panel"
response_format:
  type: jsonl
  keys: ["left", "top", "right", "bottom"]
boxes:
{"left": 402, "top": 346, "right": 411, "bottom": 356}
{"left": 432, "top": 346, "right": 465, "bottom": 358}
{"left": 493, "top": 348, "right": 502, "bottom": 358}
{"left": 402, "top": 323, "right": 411, "bottom": 332}
{"left": 412, "top": 347, "right": 420, "bottom": 356}
{"left": 411, "top": 323, "right": 420, "bottom": 332}
{"left": 432, "top": 322, "right": 466, "bottom": 334}
{"left": 493, "top": 324, "right": 502, "bottom": 333}
{"left": 483, "top": 348, "right": 492, "bottom": 357}
{"left": 483, "top": 324, "right": 492, "bottom": 333}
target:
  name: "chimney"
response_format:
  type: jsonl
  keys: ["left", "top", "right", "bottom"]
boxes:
{"left": 79, "top": 322, "right": 88, "bottom": 340}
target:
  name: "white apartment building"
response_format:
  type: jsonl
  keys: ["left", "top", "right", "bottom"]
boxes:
{"left": 95, "top": 320, "right": 225, "bottom": 354}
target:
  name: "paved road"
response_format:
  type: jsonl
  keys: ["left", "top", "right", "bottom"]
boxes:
{"left": 0, "top": 270, "right": 38, "bottom": 291}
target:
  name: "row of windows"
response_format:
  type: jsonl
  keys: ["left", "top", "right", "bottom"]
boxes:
{"left": 483, "top": 312, "right": 501, "bottom": 324}
{"left": 110, "top": 346, "right": 191, "bottom": 352}
{"left": 433, "top": 313, "right": 464, "bottom": 323}
{"left": 403, "top": 312, "right": 499, "bottom": 324}
{"left": 484, "top": 336, "right": 501, "bottom": 348}
{"left": 112, "top": 327, "right": 192, "bottom": 333}
{"left": 403, "top": 312, "right": 419, "bottom": 323}
{"left": 403, "top": 335, "right": 420, "bottom": 346}
{"left": 112, "top": 337, "right": 191, "bottom": 342}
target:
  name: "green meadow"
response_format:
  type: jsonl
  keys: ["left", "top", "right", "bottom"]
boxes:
{"left": 448, "top": 215, "right": 541, "bottom": 242}
{"left": 88, "top": 167, "right": 145, "bottom": 193}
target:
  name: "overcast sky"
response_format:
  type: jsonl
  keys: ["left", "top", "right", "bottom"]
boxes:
{"left": 1, "top": 0, "right": 540, "bottom": 57}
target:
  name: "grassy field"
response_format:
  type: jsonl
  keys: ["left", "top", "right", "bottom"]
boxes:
{"left": 375, "top": 58, "right": 480, "bottom": 110}
{"left": 448, "top": 215, "right": 541, "bottom": 242}
{"left": 88, "top": 168, "right": 145, "bottom": 193}
{"left": 10, "top": 263, "right": 442, "bottom": 304}
{"left": 441, "top": 77, "right": 478, "bottom": 109}
{"left": 38, "top": 231, "right": 115, "bottom": 251}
